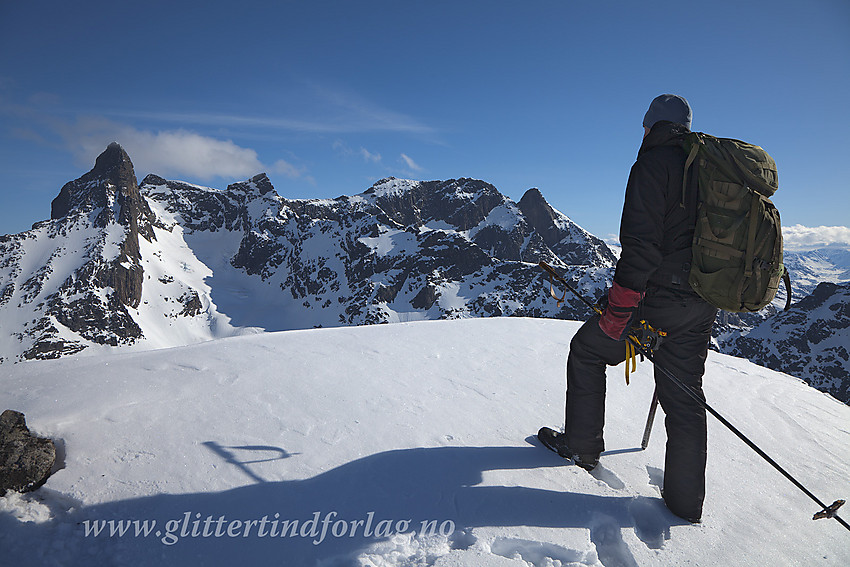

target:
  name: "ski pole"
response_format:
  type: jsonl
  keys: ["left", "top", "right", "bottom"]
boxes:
{"left": 635, "top": 335, "right": 848, "bottom": 530}
{"left": 539, "top": 260, "right": 849, "bottom": 530}
{"left": 640, "top": 388, "right": 659, "bottom": 450}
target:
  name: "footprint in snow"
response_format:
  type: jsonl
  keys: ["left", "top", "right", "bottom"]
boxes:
{"left": 490, "top": 537, "right": 590, "bottom": 566}
{"left": 589, "top": 464, "right": 626, "bottom": 491}
{"left": 589, "top": 513, "right": 640, "bottom": 567}
{"left": 628, "top": 496, "right": 672, "bottom": 550}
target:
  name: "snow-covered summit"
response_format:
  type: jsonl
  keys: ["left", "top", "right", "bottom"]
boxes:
{"left": 2, "top": 318, "right": 847, "bottom": 566}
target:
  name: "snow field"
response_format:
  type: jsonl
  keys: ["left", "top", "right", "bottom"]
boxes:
{"left": 1, "top": 317, "right": 848, "bottom": 566}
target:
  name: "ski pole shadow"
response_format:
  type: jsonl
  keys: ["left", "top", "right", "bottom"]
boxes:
{"left": 202, "top": 441, "right": 296, "bottom": 484}
{"left": 602, "top": 447, "right": 645, "bottom": 457}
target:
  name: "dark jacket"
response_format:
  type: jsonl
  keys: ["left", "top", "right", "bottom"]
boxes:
{"left": 613, "top": 121, "right": 698, "bottom": 294}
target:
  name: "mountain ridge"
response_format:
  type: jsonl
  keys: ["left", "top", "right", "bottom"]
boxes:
{"left": 1, "top": 144, "right": 848, "bottom": 403}
{"left": 0, "top": 145, "right": 615, "bottom": 363}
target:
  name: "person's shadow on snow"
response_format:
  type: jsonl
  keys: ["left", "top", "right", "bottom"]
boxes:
{"left": 13, "top": 444, "right": 687, "bottom": 566}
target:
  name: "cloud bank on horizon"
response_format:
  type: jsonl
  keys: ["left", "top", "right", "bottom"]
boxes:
{"left": 596, "top": 226, "right": 850, "bottom": 254}
{"left": 782, "top": 224, "right": 850, "bottom": 252}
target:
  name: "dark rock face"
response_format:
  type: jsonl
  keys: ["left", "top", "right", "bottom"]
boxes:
{"left": 518, "top": 188, "right": 562, "bottom": 247}
{"left": 365, "top": 178, "right": 504, "bottom": 231}
{"left": 0, "top": 410, "right": 56, "bottom": 495}
{"left": 52, "top": 142, "right": 154, "bottom": 235}
{"left": 518, "top": 188, "right": 618, "bottom": 266}
{"left": 50, "top": 143, "right": 153, "bottom": 310}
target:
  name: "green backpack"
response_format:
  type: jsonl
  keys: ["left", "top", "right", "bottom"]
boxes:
{"left": 683, "top": 132, "right": 791, "bottom": 312}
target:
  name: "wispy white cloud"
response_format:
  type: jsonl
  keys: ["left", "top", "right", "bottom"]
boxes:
{"left": 307, "top": 83, "right": 436, "bottom": 135}
{"left": 101, "top": 86, "right": 436, "bottom": 137}
{"left": 400, "top": 153, "right": 423, "bottom": 173}
{"left": 783, "top": 224, "right": 850, "bottom": 252}
{"left": 333, "top": 139, "right": 383, "bottom": 165}
{"left": 360, "top": 147, "right": 382, "bottom": 163}
{"left": 108, "top": 110, "right": 352, "bottom": 134}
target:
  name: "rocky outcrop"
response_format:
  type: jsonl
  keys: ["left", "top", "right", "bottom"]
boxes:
{"left": 0, "top": 410, "right": 56, "bottom": 495}
{"left": 63, "top": 142, "right": 154, "bottom": 309}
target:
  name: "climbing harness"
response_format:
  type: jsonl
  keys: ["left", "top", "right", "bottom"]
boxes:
{"left": 624, "top": 320, "right": 666, "bottom": 385}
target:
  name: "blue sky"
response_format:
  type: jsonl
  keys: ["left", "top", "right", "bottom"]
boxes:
{"left": 1, "top": 0, "right": 848, "bottom": 247}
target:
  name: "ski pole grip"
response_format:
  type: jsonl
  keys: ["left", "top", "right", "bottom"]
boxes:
{"left": 538, "top": 261, "right": 560, "bottom": 280}
{"left": 538, "top": 262, "right": 602, "bottom": 315}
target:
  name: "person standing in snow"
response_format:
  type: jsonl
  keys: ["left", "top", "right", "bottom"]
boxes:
{"left": 540, "top": 94, "right": 718, "bottom": 523}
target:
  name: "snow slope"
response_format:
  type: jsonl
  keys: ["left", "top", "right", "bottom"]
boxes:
{"left": 1, "top": 318, "right": 848, "bottom": 566}
{"left": 783, "top": 247, "right": 850, "bottom": 301}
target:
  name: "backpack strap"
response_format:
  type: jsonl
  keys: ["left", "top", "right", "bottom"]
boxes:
{"left": 682, "top": 139, "right": 701, "bottom": 207}
{"left": 744, "top": 194, "right": 760, "bottom": 278}
{"left": 782, "top": 268, "right": 792, "bottom": 311}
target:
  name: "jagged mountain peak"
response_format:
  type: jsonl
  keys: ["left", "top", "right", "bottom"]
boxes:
{"left": 364, "top": 177, "right": 499, "bottom": 200}
{"left": 226, "top": 173, "right": 276, "bottom": 196}
{"left": 519, "top": 186, "right": 546, "bottom": 203}
{"left": 92, "top": 142, "right": 133, "bottom": 177}
{"left": 140, "top": 172, "right": 284, "bottom": 235}
{"left": 360, "top": 177, "right": 506, "bottom": 232}
{"left": 365, "top": 176, "right": 410, "bottom": 193}
{"left": 518, "top": 187, "right": 558, "bottom": 241}
{"left": 140, "top": 173, "right": 168, "bottom": 186}
{"left": 0, "top": 144, "right": 163, "bottom": 362}
{"left": 50, "top": 142, "right": 148, "bottom": 230}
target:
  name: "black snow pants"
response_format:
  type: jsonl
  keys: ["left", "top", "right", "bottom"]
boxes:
{"left": 565, "top": 284, "right": 718, "bottom": 521}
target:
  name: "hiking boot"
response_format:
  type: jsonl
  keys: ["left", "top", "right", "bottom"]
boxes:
{"left": 537, "top": 427, "right": 600, "bottom": 471}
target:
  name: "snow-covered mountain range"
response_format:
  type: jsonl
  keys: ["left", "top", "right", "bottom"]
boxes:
{"left": 0, "top": 143, "right": 613, "bottom": 363}
{"left": 784, "top": 247, "right": 850, "bottom": 298}
{"left": 725, "top": 282, "right": 850, "bottom": 403}
{"left": 713, "top": 251, "right": 850, "bottom": 404}
{"left": 1, "top": 143, "right": 848, "bottom": 403}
